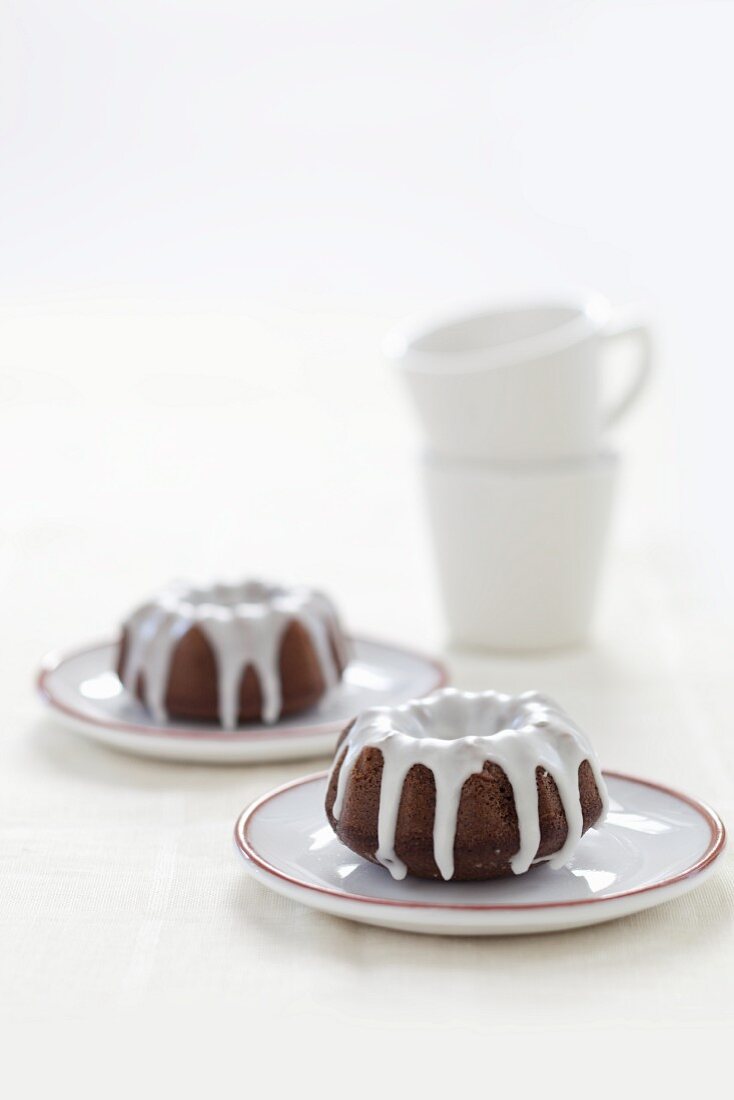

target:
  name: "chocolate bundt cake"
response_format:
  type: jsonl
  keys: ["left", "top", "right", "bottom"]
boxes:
{"left": 118, "top": 580, "right": 348, "bottom": 728}
{"left": 326, "top": 688, "right": 607, "bottom": 881}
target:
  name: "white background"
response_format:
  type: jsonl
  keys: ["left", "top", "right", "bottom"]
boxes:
{"left": 2, "top": 0, "right": 734, "bottom": 604}
{"left": 1, "top": 0, "right": 733, "bottom": 1087}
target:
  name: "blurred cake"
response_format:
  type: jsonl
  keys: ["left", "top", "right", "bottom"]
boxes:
{"left": 326, "top": 687, "right": 606, "bottom": 881}
{"left": 118, "top": 580, "right": 348, "bottom": 728}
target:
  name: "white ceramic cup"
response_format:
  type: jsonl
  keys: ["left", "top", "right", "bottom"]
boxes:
{"left": 423, "top": 451, "right": 619, "bottom": 651}
{"left": 387, "top": 296, "right": 651, "bottom": 462}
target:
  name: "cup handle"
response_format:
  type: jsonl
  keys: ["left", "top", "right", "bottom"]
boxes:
{"left": 600, "top": 313, "right": 653, "bottom": 429}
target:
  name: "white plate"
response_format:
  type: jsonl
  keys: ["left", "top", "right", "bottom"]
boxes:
{"left": 37, "top": 638, "right": 446, "bottom": 764}
{"left": 234, "top": 771, "right": 726, "bottom": 935}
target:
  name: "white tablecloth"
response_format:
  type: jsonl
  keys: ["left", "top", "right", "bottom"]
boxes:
{"left": 1, "top": 303, "right": 731, "bottom": 1083}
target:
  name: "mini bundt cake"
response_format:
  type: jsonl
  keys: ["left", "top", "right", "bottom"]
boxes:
{"left": 118, "top": 580, "right": 349, "bottom": 728}
{"left": 326, "top": 688, "right": 607, "bottom": 881}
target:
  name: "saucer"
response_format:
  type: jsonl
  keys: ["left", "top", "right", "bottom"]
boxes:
{"left": 37, "top": 638, "right": 446, "bottom": 764}
{"left": 234, "top": 771, "right": 725, "bottom": 935}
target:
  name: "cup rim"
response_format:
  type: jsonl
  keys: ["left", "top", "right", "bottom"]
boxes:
{"left": 385, "top": 294, "right": 611, "bottom": 375}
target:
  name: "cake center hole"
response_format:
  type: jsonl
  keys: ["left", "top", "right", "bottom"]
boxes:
{"left": 185, "top": 581, "right": 280, "bottom": 609}
{"left": 418, "top": 696, "right": 526, "bottom": 740}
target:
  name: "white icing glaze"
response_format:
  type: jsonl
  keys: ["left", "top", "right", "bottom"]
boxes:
{"left": 120, "top": 580, "right": 348, "bottom": 728}
{"left": 330, "top": 687, "right": 608, "bottom": 881}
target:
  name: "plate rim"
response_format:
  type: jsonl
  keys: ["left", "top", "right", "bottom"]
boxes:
{"left": 234, "top": 770, "right": 727, "bottom": 913}
{"left": 35, "top": 636, "right": 448, "bottom": 743}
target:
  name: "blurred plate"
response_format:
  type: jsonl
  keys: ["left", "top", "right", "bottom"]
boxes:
{"left": 37, "top": 638, "right": 447, "bottom": 763}
{"left": 234, "top": 771, "right": 726, "bottom": 935}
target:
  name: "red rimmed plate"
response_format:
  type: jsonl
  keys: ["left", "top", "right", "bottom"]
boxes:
{"left": 36, "top": 638, "right": 447, "bottom": 764}
{"left": 234, "top": 771, "right": 726, "bottom": 934}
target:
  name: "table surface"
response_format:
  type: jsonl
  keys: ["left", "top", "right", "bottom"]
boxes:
{"left": 1, "top": 302, "right": 732, "bottom": 1064}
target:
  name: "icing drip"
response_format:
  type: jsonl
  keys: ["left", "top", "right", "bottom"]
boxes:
{"left": 330, "top": 688, "right": 608, "bottom": 881}
{"left": 120, "top": 580, "right": 347, "bottom": 728}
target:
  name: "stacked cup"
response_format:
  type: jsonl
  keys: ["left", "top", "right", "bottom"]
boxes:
{"left": 386, "top": 295, "right": 652, "bottom": 651}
